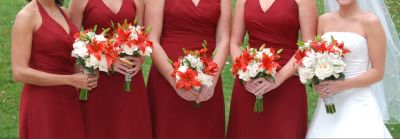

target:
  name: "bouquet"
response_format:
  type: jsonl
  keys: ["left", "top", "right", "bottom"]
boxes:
{"left": 171, "top": 40, "right": 219, "bottom": 108}
{"left": 232, "top": 44, "right": 282, "bottom": 113}
{"left": 111, "top": 19, "right": 153, "bottom": 92}
{"left": 295, "top": 36, "right": 350, "bottom": 114}
{"left": 72, "top": 26, "right": 119, "bottom": 100}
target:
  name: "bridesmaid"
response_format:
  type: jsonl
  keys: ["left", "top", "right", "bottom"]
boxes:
{"left": 145, "top": 0, "right": 231, "bottom": 138}
{"left": 12, "top": 0, "right": 98, "bottom": 138}
{"left": 227, "top": 0, "right": 317, "bottom": 138}
{"left": 68, "top": 0, "right": 152, "bottom": 138}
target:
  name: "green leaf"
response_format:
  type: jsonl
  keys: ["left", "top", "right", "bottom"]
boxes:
{"left": 134, "top": 17, "right": 138, "bottom": 25}
{"left": 110, "top": 21, "right": 116, "bottom": 31}
{"left": 168, "top": 59, "right": 173, "bottom": 64}
{"left": 93, "top": 25, "right": 97, "bottom": 32}
{"left": 212, "top": 50, "right": 217, "bottom": 58}
{"left": 202, "top": 40, "right": 207, "bottom": 48}
{"left": 145, "top": 26, "right": 153, "bottom": 34}
{"left": 276, "top": 49, "right": 283, "bottom": 54}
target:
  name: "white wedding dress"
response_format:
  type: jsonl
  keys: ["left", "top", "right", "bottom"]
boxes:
{"left": 307, "top": 32, "right": 392, "bottom": 138}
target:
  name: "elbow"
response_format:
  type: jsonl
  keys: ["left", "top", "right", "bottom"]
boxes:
{"left": 12, "top": 70, "right": 23, "bottom": 82}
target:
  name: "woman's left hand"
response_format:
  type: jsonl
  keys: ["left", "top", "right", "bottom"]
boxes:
{"left": 123, "top": 56, "right": 145, "bottom": 77}
{"left": 195, "top": 79, "right": 218, "bottom": 103}
{"left": 315, "top": 80, "right": 349, "bottom": 98}
{"left": 253, "top": 74, "right": 285, "bottom": 96}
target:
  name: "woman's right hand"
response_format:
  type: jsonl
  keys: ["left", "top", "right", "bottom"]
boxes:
{"left": 174, "top": 88, "right": 198, "bottom": 101}
{"left": 68, "top": 73, "right": 98, "bottom": 90}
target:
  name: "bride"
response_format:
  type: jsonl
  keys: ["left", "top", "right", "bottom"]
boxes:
{"left": 307, "top": 0, "right": 400, "bottom": 138}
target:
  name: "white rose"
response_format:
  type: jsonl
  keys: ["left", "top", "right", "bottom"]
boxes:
{"left": 197, "top": 72, "right": 214, "bottom": 87}
{"left": 238, "top": 70, "right": 251, "bottom": 82}
{"left": 247, "top": 62, "right": 260, "bottom": 78}
{"left": 87, "top": 32, "right": 96, "bottom": 40}
{"left": 72, "top": 40, "right": 89, "bottom": 58}
{"left": 85, "top": 55, "right": 100, "bottom": 69}
{"left": 302, "top": 52, "right": 316, "bottom": 68}
{"left": 298, "top": 67, "right": 315, "bottom": 84}
{"left": 185, "top": 54, "right": 204, "bottom": 70}
{"left": 122, "top": 44, "right": 139, "bottom": 55}
{"left": 178, "top": 66, "right": 188, "bottom": 73}
{"left": 95, "top": 35, "right": 107, "bottom": 42}
{"left": 315, "top": 61, "right": 334, "bottom": 80}
{"left": 130, "top": 32, "right": 138, "bottom": 40}
{"left": 98, "top": 54, "right": 108, "bottom": 72}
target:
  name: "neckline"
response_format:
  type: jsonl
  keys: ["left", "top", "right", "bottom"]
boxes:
{"left": 190, "top": 0, "right": 202, "bottom": 8}
{"left": 101, "top": 0, "right": 126, "bottom": 15}
{"left": 259, "top": 0, "right": 277, "bottom": 13}
{"left": 323, "top": 32, "right": 367, "bottom": 40}
{"left": 36, "top": 1, "right": 71, "bottom": 35}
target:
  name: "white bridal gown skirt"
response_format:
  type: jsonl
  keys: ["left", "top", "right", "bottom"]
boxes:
{"left": 307, "top": 86, "right": 392, "bottom": 138}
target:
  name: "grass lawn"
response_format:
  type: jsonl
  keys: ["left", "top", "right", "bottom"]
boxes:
{"left": 0, "top": 0, "right": 399, "bottom": 138}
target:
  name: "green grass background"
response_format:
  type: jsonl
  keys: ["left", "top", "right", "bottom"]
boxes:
{"left": 0, "top": 0, "right": 399, "bottom": 138}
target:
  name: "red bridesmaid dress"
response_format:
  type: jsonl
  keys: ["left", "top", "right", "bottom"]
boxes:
{"left": 147, "top": 0, "right": 225, "bottom": 138}
{"left": 227, "top": 0, "right": 308, "bottom": 138}
{"left": 19, "top": 1, "right": 84, "bottom": 139}
{"left": 81, "top": 0, "right": 152, "bottom": 138}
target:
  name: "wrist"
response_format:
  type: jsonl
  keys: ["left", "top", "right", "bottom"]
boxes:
{"left": 65, "top": 75, "right": 73, "bottom": 86}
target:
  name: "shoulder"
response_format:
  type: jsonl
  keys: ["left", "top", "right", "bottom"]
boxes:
{"left": 360, "top": 11, "right": 381, "bottom": 27}
{"left": 295, "top": 0, "right": 315, "bottom": 6}
{"left": 318, "top": 12, "right": 336, "bottom": 23}
{"left": 15, "top": 3, "right": 38, "bottom": 25}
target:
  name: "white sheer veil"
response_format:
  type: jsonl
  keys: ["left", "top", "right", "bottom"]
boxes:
{"left": 324, "top": 0, "right": 400, "bottom": 124}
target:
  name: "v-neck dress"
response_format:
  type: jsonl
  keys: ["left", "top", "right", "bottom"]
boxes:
{"left": 81, "top": 0, "right": 152, "bottom": 138}
{"left": 146, "top": 0, "right": 225, "bottom": 138}
{"left": 227, "top": 0, "right": 308, "bottom": 138}
{"left": 19, "top": 1, "right": 84, "bottom": 139}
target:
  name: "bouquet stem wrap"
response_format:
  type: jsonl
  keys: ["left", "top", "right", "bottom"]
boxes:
{"left": 124, "top": 72, "right": 132, "bottom": 92}
{"left": 79, "top": 70, "right": 91, "bottom": 101}
{"left": 323, "top": 96, "right": 336, "bottom": 114}
{"left": 254, "top": 95, "right": 263, "bottom": 113}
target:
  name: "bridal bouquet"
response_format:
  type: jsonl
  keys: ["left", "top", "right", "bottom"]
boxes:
{"left": 295, "top": 36, "right": 350, "bottom": 114}
{"left": 232, "top": 44, "right": 282, "bottom": 113}
{"left": 171, "top": 40, "right": 218, "bottom": 108}
{"left": 111, "top": 19, "right": 153, "bottom": 92}
{"left": 72, "top": 26, "right": 119, "bottom": 100}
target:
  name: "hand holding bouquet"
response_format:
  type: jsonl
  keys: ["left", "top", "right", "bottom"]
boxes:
{"left": 232, "top": 44, "right": 282, "bottom": 113}
{"left": 71, "top": 26, "right": 118, "bottom": 100}
{"left": 171, "top": 40, "right": 219, "bottom": 108}
{"left": 111, "top": 19, "right": 153, "bottom": 92}
{"left": 295, "top": 36, "right": 350, "bottom": 114}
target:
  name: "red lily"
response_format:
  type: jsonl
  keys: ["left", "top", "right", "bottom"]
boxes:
{"left": 201, "top": 57, "right": 218, "bottom": 75}
{"left": 232, "top": 49, "right": 253, "bottom": 75}
{"left": 114, "top": 27, "right": 133, "bottom": 48}
{"left": 260, "top": 53, "right": 281, "bottom": 74}
{"left": 86, "top": 38, "right": 107, "bottom": 61}
{"left": 132, "top": 31, "right": 153, "bottom": 54}
{"left": 176, "top": 69, "right": 201, "bottom": 91}
{"left": 171, "top": 58, "right": 182, "bottom": 77}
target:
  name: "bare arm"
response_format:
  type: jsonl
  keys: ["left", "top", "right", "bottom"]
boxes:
{"left": 212, "top": 0, "right": 231, "bottom": 80}
{"left": 275, "top": 0, "right": 317, "bottom": 85}
{"left": 68, "top": 0, "right": 88, "bottom": 29}
{"left": 342, "top": 15, "right": 386, "bottom": 87}
{"left": 134, "top": 0, "right": 144, "bottom": 25}
{"left": 12, "top": 9, "right": 91, "bottom": 89}
{"left": 229, "top": 0, "right": 246, "bottom": 62}
{"left": 145, "top": 0, "right": 175, "bottom": 85}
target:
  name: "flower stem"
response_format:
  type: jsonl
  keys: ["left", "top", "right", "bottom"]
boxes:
{"left": 254, "top": 95, "right": 263, "bottom": 113}
{"left": 193, "top": 102, "right": 201, "bottom": 109}
{"left": 124, "top": 73, "right": 132, "bottom": 93}
{"left": 323, "top": 97, "right": 336, "bottom": 114}
{"left": 79, "top": 89, "right": 88, "bottom": 101}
